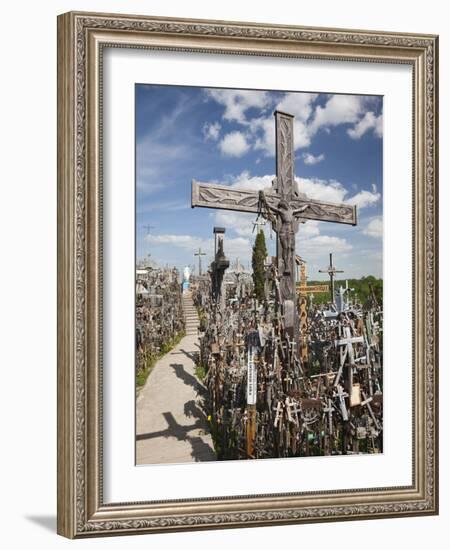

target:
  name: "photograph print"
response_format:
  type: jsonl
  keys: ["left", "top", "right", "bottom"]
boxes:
{"left": 135, "top": 84, "right": 383, "bottom": 465}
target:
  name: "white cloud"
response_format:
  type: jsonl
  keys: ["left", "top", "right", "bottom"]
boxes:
{"left": 363, "top": 217, "right": 383, "bottom": 238}
{"left": 219, "top": 131, "right": 250, "bottom": 157}
{"left": 146, "top": 233, "right": 252, "bottom": 262}
{"left": 214, "top": 211, "right": 257, "bottom": 237}
{"left": 202, "top": 121, "right": 221, "bottom": 141}
{"left": 296, "top": 177, "right": 347, "bottom": 203}
{"left": 347, "top": 111, "right": 383, "bottom": 139}
{"left": 348, "top": 189, "right": 381, "bottom": 208}
{"left": 205, "top": 90, "right": 382, "bottom": 157}
{"left": 300, "top": 235, "right": 353, "bottom": 255}
{"left": 227, "top": 170, "right": 273, "bottom": 191}
{"left": 276, "top": 92, "right": 318, "bottom": 122}
{"left": 206, "top": 89, "right": 271, "bottom": 123}
{"left": 252, "top": 116, "right": 276, "bottom": 155}
{"left": 310, "top": 95, "right": 366, "bottom": 134}
{"left": 295, "top": 235, "right": 353, "bottom": 274}
{"left": 296, "top": 219, "right": 321, "bottom": 238}
{"left": 302, "top": 152, "right": 325, "bottom": 165}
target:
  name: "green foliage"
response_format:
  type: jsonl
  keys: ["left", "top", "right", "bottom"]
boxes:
{"left": 305, "top": 275, "right": 383, "bottom": 306}
{"left": 136, "top": 330, "right": 186, "bottom": 388}
{"left": 252, "top": 230, "right": 268, "bottom": 302}
{"left": 195, "top": 364, "right": 207, "bottom": 383}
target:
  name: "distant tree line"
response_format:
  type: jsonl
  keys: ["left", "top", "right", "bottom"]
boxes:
{"left": 305, "top": 275, "right": 383, "bottom": 307}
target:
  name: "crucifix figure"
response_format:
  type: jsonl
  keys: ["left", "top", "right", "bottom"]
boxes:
{"left": 259, "top": 192, "right": 310, "bottom": 276}
{"left": 194, "top": 247, "right": 207, "bottom": 276}
{"left": 319, "top": 252, "right": 344, "bottom": 303}
{"left": 191, "top": 111, "right": 357, "bottom": 343}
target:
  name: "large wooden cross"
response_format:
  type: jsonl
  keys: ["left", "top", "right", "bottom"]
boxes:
{"left": 191, "top": 110, "right": 357, "bottom": 342}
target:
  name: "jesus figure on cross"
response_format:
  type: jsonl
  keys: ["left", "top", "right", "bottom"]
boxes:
{"left": 258, "top": 190, "right": 310, "bottom": 275}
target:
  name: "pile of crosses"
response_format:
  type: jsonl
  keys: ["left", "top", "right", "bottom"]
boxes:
{"left": 194, "top": 232, "right": 383, "bottom": 459}
{"left": 191, "top": 110, "right": 383, "bottom": 459}
{"left": 135, "top": 266, "right": 185, "bottom": 375}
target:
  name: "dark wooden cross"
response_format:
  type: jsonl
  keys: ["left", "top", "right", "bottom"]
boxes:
{"left": 191, "top": 110, "right": 357, "bottom": 343}
{"left": 319, "top": 252, "right": 344, "bottom": 303}
{"left": 194, "top": 247, "right": 207, "bottom": 276}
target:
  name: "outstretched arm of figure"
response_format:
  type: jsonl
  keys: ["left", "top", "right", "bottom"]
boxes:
{"left": 259, "top": 190, "right": 281, "bottom": 216}
{"left": 293, "top": 204, "right": 310, "bottom": 217}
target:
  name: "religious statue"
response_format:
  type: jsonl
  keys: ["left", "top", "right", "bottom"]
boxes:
{"left": 258, "top": 190, "right": 310, "bottom": 275}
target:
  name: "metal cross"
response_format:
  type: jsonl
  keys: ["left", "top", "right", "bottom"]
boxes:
{"left": 194, "top": 247, "right": 207, "bottom": 276}
{"left": 333, "top": 324, "right": 364, "bottom": 389}
{"left": 319, "top": 252, "right": 344, "bottom": 303}
{"left": 191, "top": 111, "right": 357, "bottom": 343}
{"left": 252, "top": 219, "right": 266, "bottom": 234}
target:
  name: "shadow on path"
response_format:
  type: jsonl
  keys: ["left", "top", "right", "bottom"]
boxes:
{"left": 170, "top": 363, "right": 206, "bottom": 397}
{"left": 178, "top": 348, "right": 199, "bottom": 362}
{"left": 136, "top": 411, "right": 215, "bottom": 461}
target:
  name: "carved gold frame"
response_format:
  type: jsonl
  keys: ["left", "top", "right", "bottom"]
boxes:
{"left": 57, "top": 11, "right": 439, "bottom": 538}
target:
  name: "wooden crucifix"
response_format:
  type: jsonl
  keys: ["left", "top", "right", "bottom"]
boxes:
{"left": 191, "top": 110, "right": 357, "bottom": 344}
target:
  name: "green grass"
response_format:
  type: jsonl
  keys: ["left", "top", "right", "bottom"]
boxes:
{"left": 136, "top": 330, "right": 186, "bottom": 388}
{"left": 194, "top": 364, "right": 207, "bottom": 383}
{"left": 304, "top": 275, "right": 383, "bottom": 306}
{"left": 195, "top": 305, "right": 209, "bottom": 332}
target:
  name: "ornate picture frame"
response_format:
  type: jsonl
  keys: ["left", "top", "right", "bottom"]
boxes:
{"left": 57, "top": 11, "right": 438, "bottom": 538}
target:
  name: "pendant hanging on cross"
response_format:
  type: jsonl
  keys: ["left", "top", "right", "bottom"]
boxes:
{"left": 191, "top": 110, "right": 358, "bottom": 346}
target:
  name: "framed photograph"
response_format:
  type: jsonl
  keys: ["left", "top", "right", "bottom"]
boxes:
{"left": 57, "top": 11, "right": 439, "bottom": 538}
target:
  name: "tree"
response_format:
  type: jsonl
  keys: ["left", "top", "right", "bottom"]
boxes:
{"left": 252, "top": 230, "right": 267, "bottom": 302}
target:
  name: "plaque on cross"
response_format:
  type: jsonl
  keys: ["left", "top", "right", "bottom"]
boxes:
{"left": 191, "top": 110, "right": 357, "bottom": 343}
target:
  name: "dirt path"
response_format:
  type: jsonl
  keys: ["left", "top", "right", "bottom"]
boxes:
{"left": 136, "top": 291, "right": 216, "bottom": 465}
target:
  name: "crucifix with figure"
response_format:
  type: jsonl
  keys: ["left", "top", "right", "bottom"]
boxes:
{"left": 191, "top": 110, "right": 357, "bottom": 346}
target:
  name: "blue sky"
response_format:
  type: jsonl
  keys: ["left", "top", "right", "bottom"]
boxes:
{"left": 136, "top": 84, "right": 383, "bottom": 280}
